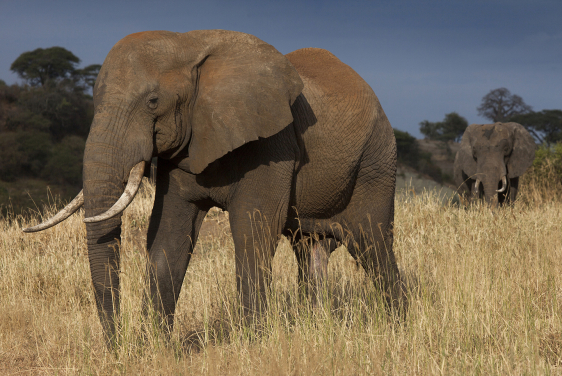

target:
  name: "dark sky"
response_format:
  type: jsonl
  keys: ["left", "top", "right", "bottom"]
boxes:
{"left": 1, "top": 0, "right": 560, "bottom": 137}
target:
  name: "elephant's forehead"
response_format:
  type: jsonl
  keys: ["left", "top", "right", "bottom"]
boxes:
{"left": 477, "top": 124, "right": 510, "bottom": 142}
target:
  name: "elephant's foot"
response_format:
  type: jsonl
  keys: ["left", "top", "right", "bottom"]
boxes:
{"left": 379, "top": 266, "right": 408, "bottom": 323}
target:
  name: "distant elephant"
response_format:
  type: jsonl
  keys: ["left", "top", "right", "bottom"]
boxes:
{"left": 454, "top": 122, "right": 536, "bottom": 205}
{"left": 24, "top": 30, "right": 403, "bottom": 342}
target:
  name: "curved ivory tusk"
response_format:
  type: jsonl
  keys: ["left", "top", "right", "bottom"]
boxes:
{"left": 474, "top": 178, "right": 481, "bottom": 195}
{"left": 496, "top": 176, "right": 507, "bottom": 193}
{"left": 83, "top": 161, "right": 145, "bottom": 223}
{"left": 23, "top": 190, "right": 84, "bottom": 233}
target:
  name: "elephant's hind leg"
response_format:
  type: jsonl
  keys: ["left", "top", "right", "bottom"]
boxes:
{"left": 344, "top": 218, "right": 406, "bottom": 319}
{"left": 337, "top": 168, "right": 406, "bottom": 318}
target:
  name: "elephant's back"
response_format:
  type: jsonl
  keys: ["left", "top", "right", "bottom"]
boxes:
{"left": 286, "top": 47, "right": 389, "bottom": 148}
{"left": 286, "top": 48, "right": 373, "bottom": 102}
{"left": 285, "top": 48, "right": 394, "bottom": 218}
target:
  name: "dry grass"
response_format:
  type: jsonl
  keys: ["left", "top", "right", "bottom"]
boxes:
{"left": 1, "top": 178, "right": 561, "bottom": 375}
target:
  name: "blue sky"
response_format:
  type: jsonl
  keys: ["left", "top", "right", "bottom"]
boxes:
{"left": 1, "top": 0, "right": 560, "bottom": 137}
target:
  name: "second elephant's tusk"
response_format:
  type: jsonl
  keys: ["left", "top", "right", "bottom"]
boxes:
{"left": 22, "top": 190, "right": 84, "bottom": 233}
{"left": 496, "top": 176, "right": 507, "bottom": 193}
{"left": 83, "top": 161, "right": 145, "bottom": 223}
{"left": 474, "top": 178, "right": 481, "bottom": 195}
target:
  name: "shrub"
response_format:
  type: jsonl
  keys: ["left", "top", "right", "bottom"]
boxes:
{"left": 17, "top": 131, "right": 53, "bottom": 175}
{"left": 0, "top": 133, "right": 25, "bottom": 182}
{"left": 394, "top": 129, "right": 420, "bottom": 167}
{"left": 394, "top": 129, "right": 444, "bottom": 183}
{"left": 519, "top": 143, "right": 562, "bottom": 203}
{"left": 43, "top": 135, "right": 85, "bottom": 186}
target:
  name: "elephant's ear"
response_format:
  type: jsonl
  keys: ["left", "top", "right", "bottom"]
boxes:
{"left": 456, "top": 124, "right": 478, "bottom": 178}
{"left": 506, "top": 122, "right": 536, "bottom": 178}
{"left": 187, "top": 30, "right": 304, "bottom": 174}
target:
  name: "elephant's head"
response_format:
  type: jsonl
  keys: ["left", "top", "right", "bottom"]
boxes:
{"left": 25, "top": 29, "right": 303, "bottom": 228}
{"left": 23, "top": 30, "right": 303, "bottom": 339}
{"left": 456, "top": 122, "right": 535, "bottom": 205}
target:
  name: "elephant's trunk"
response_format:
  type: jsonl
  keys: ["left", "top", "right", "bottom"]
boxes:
{"left": 82, "top": 152, "right": 125, "bottom": 343}
{"left": 478, "top": 164, "right": 507, "bottom": 207}
{"left": 481, "top": 178, "right": 499, "bottom": 207}
{"left": 80, "top": 109, "right": 149, "bottom": 342}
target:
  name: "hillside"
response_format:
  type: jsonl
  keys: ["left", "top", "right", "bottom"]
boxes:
{"left": 396, "top": 138, "right": 460, "bottom": 203}
{"left": 416, "top": 138, "right": 460, "bottom": 179}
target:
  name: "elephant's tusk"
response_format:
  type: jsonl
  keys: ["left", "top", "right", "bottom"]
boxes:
{"left": 496, "top": 176, "right": 507, "bottom": 193}
{"left": 23, "top": 190, "right": 84, "bottom": 233}
{"left": 474, "top": 178, "right": 481, "bottom": 195}
{"left": 83, "top": 161, "right": 145, "bottom": 223}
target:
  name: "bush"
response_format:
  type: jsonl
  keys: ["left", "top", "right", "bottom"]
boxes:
{"left": 394, "top": 129, "right": 444, "bottom": 183}
{"left": 43, "top": 135, "right": 85, "bottom": 186}
{"left": 519, "top": 143, "right": 562, "bottom": 203}
{"left": 17, "top": 131, "right": 53, "bottom": 175}
{"left": 15, "top": 83, "right": 92, "bottom": 140}
{"left": 394, "top": 129, "right": 420, "bottom": 167}
{"left": 0, "top": 133, "right": 24, "bottom": 182}
{"left": 0, "top": 83, "right": 20, "bottom": 104}
{"left": 4, "top": 108, "right": 52, "bottom": 133}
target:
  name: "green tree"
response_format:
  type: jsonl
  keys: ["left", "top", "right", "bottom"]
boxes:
{"left": 43, "top": 135, "right": 85, "bottom": 186}
{"left": 394, "top": 129, "right": 445, "bottom": 182}
{"left": 11, "top": 82, "right": 93, "bottom": 139}
{"left": 0, "top": 133, "right": 25, "bottom": 182}
{"left": 77, "top": 64, "right": 101, "bottom": 91}
{"left": 394, "top": 129, "right": 420, "bottom": 167}
{"left": 17, "top": 131, "right": 53, "bottom": 175}
{"left": 419, "top": 112, "right": 468, "bottom": 142}
{"left": 510, "top": 110, "right": 562, "bottom": 145}
{"left": 477, "top": 88, "right": 532, "bottom": 122}
{"left": 10, "top": 47, "right": 80, "bottom": 87}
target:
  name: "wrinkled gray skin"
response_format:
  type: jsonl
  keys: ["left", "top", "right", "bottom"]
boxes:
{"left": 454, "top": 122, "right": 536, "bottom": 206}
{"left": 32, "top": 30, "right": 403, "bottom": 342}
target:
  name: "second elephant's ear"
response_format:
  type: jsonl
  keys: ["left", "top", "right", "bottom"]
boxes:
{"left": 506, "top": 122, "right": 536, "bottom": 178}
{"left": 187, "top": 30, "right": 303, "bottom": 174}
{"left": 456, "top": 124, "right": 478, "bottom": 178}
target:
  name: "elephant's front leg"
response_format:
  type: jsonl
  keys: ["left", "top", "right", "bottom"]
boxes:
{"left": 145, "top": 164, "right": 208, "bottom": 333}
{"left": 509, "top": 177, "right": 519, "bottom": 203}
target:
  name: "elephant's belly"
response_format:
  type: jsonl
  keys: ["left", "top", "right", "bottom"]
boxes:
{"left": 293, "top": 167, "right": 357, "bottom": 220}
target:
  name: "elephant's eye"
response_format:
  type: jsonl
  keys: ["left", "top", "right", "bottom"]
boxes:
{"left": 147, "top": 96, "right": 158, "bottom": 110}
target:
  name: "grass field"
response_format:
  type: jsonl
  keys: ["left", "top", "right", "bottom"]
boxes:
{"left": 1, "top": 178, "right": 561, "bottom": 375}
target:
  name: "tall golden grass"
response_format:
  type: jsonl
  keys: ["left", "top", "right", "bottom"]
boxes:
{"left": 1, "top": 175, "right": 561, "bottom": 375}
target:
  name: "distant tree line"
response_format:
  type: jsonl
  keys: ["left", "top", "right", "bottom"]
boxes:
{"left": 414, "top": 87, "right": 562, "bottom": 145}
{"left": 0, "top": 47, "right": 100, "bottom": 186}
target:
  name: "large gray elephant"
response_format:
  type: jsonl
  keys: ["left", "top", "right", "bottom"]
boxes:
{"left": 454, "top": 122, "right": 536, "bottom": 205}
{"left": 24, "top": 30, "right": 402, "bottom": 342}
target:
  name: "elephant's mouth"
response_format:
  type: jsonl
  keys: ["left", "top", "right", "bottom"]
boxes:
{"left": 22, "top": 162, "right": 145, "bottom": 232}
